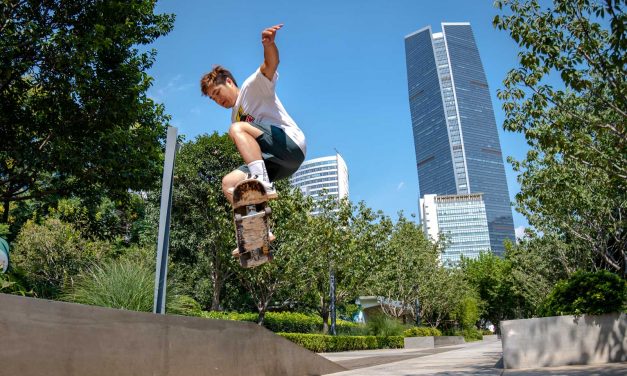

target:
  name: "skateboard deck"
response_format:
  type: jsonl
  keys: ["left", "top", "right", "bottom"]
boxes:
{"left": 232, "top": 179, "right": 273, "bottom": 268}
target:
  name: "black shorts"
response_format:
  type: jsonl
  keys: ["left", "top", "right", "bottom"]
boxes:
{"left": 237, "top": 122, "right": 305, "bottom": 182}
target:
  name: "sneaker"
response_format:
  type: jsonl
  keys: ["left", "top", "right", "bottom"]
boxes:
{"left": 232, "top": 247, "right": 240, "bottom": 258}
{"left": 248, "top": 174, "right": 278, "bottom": 200}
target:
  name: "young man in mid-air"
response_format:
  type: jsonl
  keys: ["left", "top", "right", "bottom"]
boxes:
{"left": 200, "top": 24, "right": 306, "bottom": 244}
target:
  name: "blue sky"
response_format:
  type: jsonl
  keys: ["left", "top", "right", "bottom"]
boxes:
{"left": 147, "top": 0, "right": 530, "bottom": 233}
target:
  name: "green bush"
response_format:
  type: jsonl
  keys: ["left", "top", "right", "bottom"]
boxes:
{"left": 12, "top": 219, "right": 112, "bottom": 297}
{"left": 62, "top": 258, "right": 196, "bottom": 314}
{"left": 540, "top": 270, "right": 627, "bottom": 317}
{"left": 460, "top": 328, "right": 483, "bottom": 342}
{"left": 278, "top": 333, "right": 404, "bottom": 352}
{"left": 444, "top": 328, "right": 483, "bottom": 342}
{"left": 403, "top": 326, "right": 442, "bottom": 337}
{"left": 481, "top": 329, "right": 494, "bottom": 335}
{"left": 365, "top": 314, "right": 405, "bottom": 336}
{"left": 203, "top": 311, "right": 359, "bottom": 334}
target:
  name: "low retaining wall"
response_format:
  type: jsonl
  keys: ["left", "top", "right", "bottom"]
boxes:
{"left": 501, "top": 313, "right": 627, "bottom": 369}
{"left": 404, "top": 336, "right": 435, "bottom": 349}
{"left": 434, "top": 336, "right": 465, "bottom": 347}
{"left": 0, "top": 294, "right": 345, "bottom": 376}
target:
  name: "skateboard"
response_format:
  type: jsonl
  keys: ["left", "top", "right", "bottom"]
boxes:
{"left": 232, "top": 179, "right": 273, "bottom": 268}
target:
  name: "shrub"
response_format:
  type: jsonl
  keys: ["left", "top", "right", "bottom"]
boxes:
{"left": 203, "top": 311, "right": 359, "bottom": 334}
{"left": 403, "top": 326, "right": 442, "bottom": 337}
{"left": 278, "top": 333, "right": 404, "bottom": 352}
{"left": 481, "top": 329, "right": 494, "bottom": 335}
{"left": 365, "top": 314, "right": 405, "bottom": 337}
{"left": 443, "top": 328, "right": 483, "bottom": 342}
{"left": 540, "top": 270, "right": 627, "bottom": 317}
{"left": 12, "top": 219, "right": 112, "bottom": 297}
{"left": 460, "top": 328, "right": 483, "bottom": 342}
{"left": 63, "top": 258, "right": 196, "bottom": 314}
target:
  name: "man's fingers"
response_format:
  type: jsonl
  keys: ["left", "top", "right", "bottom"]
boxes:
{"left": 264, "top": 24, "right": 283, "bottom": 34}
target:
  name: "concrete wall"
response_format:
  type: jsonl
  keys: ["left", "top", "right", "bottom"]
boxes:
{"left": 0, "top": 294, "right": 345, "bottom": 376}
{"left": 404, "top": 336, "right": 435, "bottom": 349}
{"left": 501, "top": 313, "right": 627, "bottom": 369}
{"left": 434, "top": 336, "right": 465, "bottom": 347}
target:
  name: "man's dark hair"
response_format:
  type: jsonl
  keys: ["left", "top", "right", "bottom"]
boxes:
{"left": 200, "top": 65, "right": 238, "bottom": 96}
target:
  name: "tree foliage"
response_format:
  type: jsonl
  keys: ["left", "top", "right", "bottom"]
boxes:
{"left": 540, "top": 270, "right": 627, "bottom": 316}
{"left": 461, "top": 251, "right": 528, "bottom": 329}
{"left": 367, "top": 213, "right": 438, "bottom": 322}
{"left": 235, "top": 180, "right": 315, "bottom": 323}
{"left": 167, "top": 132, "right": 241, "bottom": 311}
{"left": 494, "top": 0, "right": 626, "bottom": 275}
{"left": 0, "top": 0, "right": 174, "bottom": 222}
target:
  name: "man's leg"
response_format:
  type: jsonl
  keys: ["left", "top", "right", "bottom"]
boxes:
{"left": 228, "top": 122, "right": 276, "bottom": 197}
{"left": 228, "top": 122, "right": 264, "bottom": 163}
{"left": 222, "top": 169, "right": 247, "bottom": 205}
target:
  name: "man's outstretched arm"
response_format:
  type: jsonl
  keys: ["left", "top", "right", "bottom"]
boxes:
{"left": 260, "top": 24, "right": 283, "bottom": 80}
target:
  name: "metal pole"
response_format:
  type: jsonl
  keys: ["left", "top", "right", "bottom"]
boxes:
{"left": 154, "top": 126, "right": 178, "bottom": 314}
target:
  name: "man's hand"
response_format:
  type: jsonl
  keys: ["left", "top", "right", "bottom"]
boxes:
{"left": 261, "top": 24, "right": 283, "bottom": 46}
{"left": 260, "top": 24, "right": 283, "bottom": 80}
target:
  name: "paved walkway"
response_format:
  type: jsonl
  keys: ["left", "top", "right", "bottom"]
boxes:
{"left": 319, "top": 338, "right": 627, "bottom": 376}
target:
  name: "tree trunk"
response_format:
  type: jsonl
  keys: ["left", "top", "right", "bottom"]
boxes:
{"left": 257, "top": 300, "right": 269, "bottom": 325}
{"left": 2, "top": 200, "right": 8, "bottom": 223}
{"left": 320, "top": 296, "right": 329, "bottom": 334}
{"left": 211, "top": 272, "right": 222, "bottom": 311}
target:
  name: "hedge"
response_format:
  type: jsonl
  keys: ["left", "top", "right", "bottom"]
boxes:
{"left": 278, "top": 333, "right": 404, "bottom": 352}
{"left": 203, "top": 311, "right": 359, "bottom": 334}
{"left": 402, "top": 326, "right": 442, "bottom": 337}
{"left": 444, "top": 328, "right": 483, "bottom": 342}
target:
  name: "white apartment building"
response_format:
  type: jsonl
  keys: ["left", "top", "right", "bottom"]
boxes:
{"left": 290, "top": 154, "right": 349, "bottom": 203}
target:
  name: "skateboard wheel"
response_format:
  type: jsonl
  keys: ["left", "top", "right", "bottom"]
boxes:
{"left": 264, "top": 207, "right": 271, "bottom": 216}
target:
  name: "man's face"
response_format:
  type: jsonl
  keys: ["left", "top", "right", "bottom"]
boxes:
{"left": 208, "top": 78, "right": 238, "bottom": 109}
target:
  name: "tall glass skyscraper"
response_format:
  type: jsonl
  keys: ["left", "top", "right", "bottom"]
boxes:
{"left": 404, "top": 22, "right": 515, "bottom": 255}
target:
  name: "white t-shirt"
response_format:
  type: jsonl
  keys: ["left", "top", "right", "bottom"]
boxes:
{"left": 231, "top": 68, "right": 306, "bottom": 155}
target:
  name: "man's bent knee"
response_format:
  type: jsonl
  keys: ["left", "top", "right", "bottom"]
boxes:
{"left": 228, "top": 122, "right": 262, "bottom": 139}
{"left": 222, "top": 170, "right": 248, "bottom": 196}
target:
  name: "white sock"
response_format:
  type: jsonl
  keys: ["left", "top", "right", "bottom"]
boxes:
{"left": 247, "top": 160, "right": 269, "bottom": 182}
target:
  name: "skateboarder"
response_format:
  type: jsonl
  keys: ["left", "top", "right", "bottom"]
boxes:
{"left": 200, "top": 24, "right": 306, "bottom": 204}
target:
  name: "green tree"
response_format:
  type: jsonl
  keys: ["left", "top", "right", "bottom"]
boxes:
{"left": 288, "top": 196, "right": 387, "bottom": 333}
{"left": 235, "top": 180, "right": 315, "bottom": 324}
{"left": 166, "top": 132, "right": 242, "bottom": 311}
{"left": 368, "top": 213, "right": 438, "bottom": 323}
{"left": 452, "top": 295, "right": 481, "bottom": 330}
{"left": 505, "top": 232, "right": 596, "bottom": 314}
{"left": 0, "top": 0, "right": 174, "bottom": 223}
{"left": 461, "top": 251, "right": 527, "bottom": 330}
{"left": 494, "top": 0, "right": 626, "bottom": 275}
{"left": 419, "top": 267, "right": 472, "bottom": 329}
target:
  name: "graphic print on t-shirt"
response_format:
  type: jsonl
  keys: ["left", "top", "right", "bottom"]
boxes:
{"left": 237, "top": 106, "right": 256, "bottom": 123}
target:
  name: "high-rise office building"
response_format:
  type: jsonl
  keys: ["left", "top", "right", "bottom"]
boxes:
{"left": 420, "top": 193, "right": 491, "bottom": 265}
{"left": 404, "top": 22, "right": 515, "bottom": 255}
{"left": 290, "top": 154, "right": 349, "bottom": 204}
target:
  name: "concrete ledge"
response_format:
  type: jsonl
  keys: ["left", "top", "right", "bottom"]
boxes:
{"left": 404, "top": 336, "right": 435, "bottom": 349}
{"left": 501, "top": 313, "right": 627, "bottom": 369}
{"left": 0, "top": 294, "right": 345, "bottom": 376}
{"left": 434, "top": 336, "right": 465, "bottom": 347}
